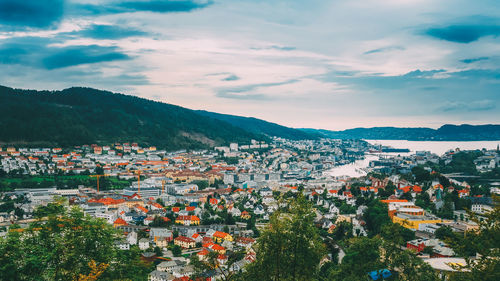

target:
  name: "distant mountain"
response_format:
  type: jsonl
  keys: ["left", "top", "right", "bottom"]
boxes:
{"left": 302, "top": 124, "right": 500, "bottom": 141}
{"left": 0, "top": 86, "right": 266, "bottom": 150}
{"left": 197, "top": 110, "right": 320, "bottom": 140}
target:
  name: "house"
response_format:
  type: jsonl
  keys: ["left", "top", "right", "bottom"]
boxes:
{"left": 150, "top": 227, "right": 173, "bottom": 242}
{"left": 127, "top": 231, "right": 138, "bottom": 245}
{"left": 254, "top": 205, "right": 265, "bottom": 215}
{"left": 148, "top": 270, "right": 174, "bottom": 281}
{"left": 174, "top": 236, "right": 195, "bottom": 249}
{"left": 241, "top": 211, "right": 251, "bottom": 220}
{"left": 212, "top": 231, "right": 233, "bottom": 243}
{"left": 113, "top": 218, "right": 128, "bottom": 227}
{"left": 157, "top": 260, "right": 183, "bottom": 273}
{"left": 197, "top": 248, "right": 210, "bottom": 261}
{"left": 139, "top": 238, "right": 150, "bottom": 250}
{"left": 175, "top": 215, "right": 200, "bottom": 226}
{"left": 236, "top": 237, "right": 255, "bottom": 249}
{"left": 191, "top": 233, "right": 203, "bottom": 243}
{"left": 203, "top": 242, "right": 226, "bottom": 254}
{"left": 115, "top": 240, "right": 130, "bottom": 250}
{"left": 458, "top": 189, "right": 470, "bottom": 198}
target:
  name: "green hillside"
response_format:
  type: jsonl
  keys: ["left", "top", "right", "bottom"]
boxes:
{"left": 0, "top": 86, "right": 265, "bottom": 150}
{"left": 197, "top": 110, "right": 320, "bottom": 140}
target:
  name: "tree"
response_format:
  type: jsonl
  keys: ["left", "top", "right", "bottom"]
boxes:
{"left": 154, "top": 246, "right": 163, "bottom": 257}
{"left": 191, "top": 250, "right": 245, "bottom": 281}
{"left": 434, "top": 226, "right": 454, "bottom": 240}
{"left": 76, "top": 260, "right": 109, "bottom": 281}
{"left": 329, "top": 237, "right": 384, "bottom": 280}
{"left": 171, "top": 245, "right": 182, "bottom": 257}
{"left": 363, "top": 200, "right": 391, "bottom": 236}
{"left": 446, "top": 196, "right": 500, "bottom": 281}
{"left": 242, "top": 195, "right": 326, "bottom": 280}
{"left": 412, "top": 166, "right": 431, "bottom": 182}
{"left": 0, "top": 203, "right": 152, "bottom": 281}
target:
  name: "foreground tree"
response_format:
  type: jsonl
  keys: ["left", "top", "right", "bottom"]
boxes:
{"left": 242, "top": 195, "right": 326, "bottom": 281}
{"left": 0, "top": 203, "right": 152, "bottom": 281}
{"left": 447, "top": 195, "right": 500, "bottom": 281}
{"left": 191, "top": 250, "right": 245, "bottom": 281}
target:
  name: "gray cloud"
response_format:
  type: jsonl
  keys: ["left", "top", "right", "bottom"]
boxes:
{"left": 70, "top": 24, "right": 149, "bottom": 39}
{"left": 460, "top": 57, "right": 489, "bottom": 64}
{"left": 221, "top": 74, "right": 240, "bottom": 81}
{"left": 0, "top": 37, "right": 130, "bottom": 69}
{"left": 363, "top": 46, "right": 405, "bottom": 55}
{"left": 216, "top": 79, "right": 299, "bottom": 100}
{"left": 0, "top": 0, "right": 64, "bottom": 30}
{"left": 424, "top": 24, "right": 500, "bottom": 43}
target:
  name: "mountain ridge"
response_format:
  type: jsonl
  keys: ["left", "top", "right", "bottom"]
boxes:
{"left": 0, "top": 85, "right": 268, "bottom": 150}
{"left": 301, "top": 124, "right": 500, "bottom": 141}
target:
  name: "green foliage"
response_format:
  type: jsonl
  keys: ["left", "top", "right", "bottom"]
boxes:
{"left": 243, "top": 195, "right": 326, "bottom": 280}
{"left": 438, "top": 151, "right": 483, "bottom": 175}
{"left": 381, "top": 223, "right": 415, "bottom": 246}
{"left": 0, "top": 205, "right": 151, "bottom": 281}
{"left": 192, "top": 180, "right": 209, "bottom": 190}
{"left": 197, "top": 110, "right": 319, "bottom": 140}
{"left": 0, "top": 86, "right": 265, "bottom": 149}
{"left": 446, "top": 196, "right": 500, "bottom": 281}
{"left": 412, "top": 166, "right": 431, "bottom": 182}
{"left": 171, "top": 245, "right": 182, "bottom": 257}
{"left": 363, "top": 200, "right": 391, "bottom": 236}
{"left": 191, "top": 250, "right": 245, "bottom": 281}
{"left": 435, "top": 226, "right": 454, "bottom": 240}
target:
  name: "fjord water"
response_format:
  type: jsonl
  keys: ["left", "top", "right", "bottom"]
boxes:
{"left": 326, "top": 140, "right": 500, "bottom": 178}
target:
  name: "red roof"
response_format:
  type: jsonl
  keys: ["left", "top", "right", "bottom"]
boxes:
{"left": 213, "top": 231, "right": 229, "bottom": 238}
{"left": 113, "top": 218, "right": 128, "bottom": 225}
{"left": 135, "top": 205, "right": 149, "bottom": 213}
{"left": 185, "top": 206, "right": 196, "bottom": 212}
{"left": 177, "top": 215, "right": 200, "bottom": 221}
{"left": 175, "top": 236, "right": 195, "bottom": 243}
{"left": 400, "top": 186, "right": 411, "bottom": 193}
{"left": 172, "top": 207, "right": 180, "bottom": 212}
{"left": 412, "top": 185, "right": 423, "bottom": 193}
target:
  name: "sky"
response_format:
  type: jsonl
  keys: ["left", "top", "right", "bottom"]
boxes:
{"left": 0, "top": 0, "right": 499, "bottom": 130}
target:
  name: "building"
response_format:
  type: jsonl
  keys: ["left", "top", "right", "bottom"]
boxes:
{"left": 174, "top": 236, "right": 196, "bottom": 249}
{"left": 392, "top": 213, "right": 441, "bottom": 230}
{"left": 175, "top": 215, "right": 201, "bottom": 226}
{"left": 139, "top": 238, "right": 150, "bottom": 250}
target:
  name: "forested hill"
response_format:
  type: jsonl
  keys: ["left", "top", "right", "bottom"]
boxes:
{"left": 0, "top": 86, "right": 266, "bottom": 150}
{"left": 302, "top": 124, "right": 500, "bottom": 141}
{"left": 196, "top": 110, "right": 320, "bottom": 140}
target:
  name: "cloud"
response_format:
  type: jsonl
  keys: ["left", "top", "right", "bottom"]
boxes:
{"left": 460, "top": 57, "right": 489, "bottom": 64}
{"left": 424, "top": 24, "right": 500, "bottom": 43}
{"left": 118, "top": 0, "right": 213, "bottom": 13}
{"left": 402, "top": 69, "right": 446, "bottom": 78}
{"left": 42, "top": 45, "right": 130, "bottom": 69}
{"left": 363, "top": 46, "right": 405, "bottom": 55}
{"left": 0, "top": 0, "right": 64, "bottom": 29}
{"left": 71, "top": 24, "right": 148, "bottom": 39}
{"left": 0, "top": 37, "right": 130, "bottom": 69}
{"left": 74, "top": 0, "right": 213, "bottom": 16}
{"left": 221, "top": 74, "right": 240, "bottom": 81}
{"left": 216, "top": 79, "right": 300, "bottom": 100}
{"left": 251, "top": 45, "right": 296, "bottom": 51}
{"left": 440, "top": 100, "right": 496, "bottom": 112}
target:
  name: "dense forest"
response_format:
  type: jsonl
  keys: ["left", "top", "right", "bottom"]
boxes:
{"left": 197, "top": 110, "right": 320, "bottom": 140}
{"left": 0, "top": 86, "right": 267, "bottom": 150}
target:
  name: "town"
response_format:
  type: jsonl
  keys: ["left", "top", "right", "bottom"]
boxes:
{"left": 0, "top": 138, "right": 499, "bottom": 280}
